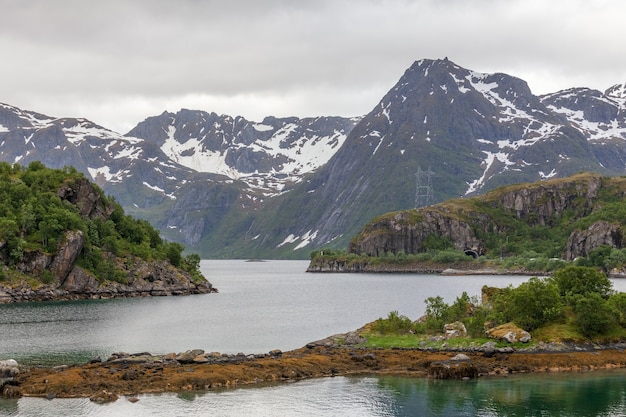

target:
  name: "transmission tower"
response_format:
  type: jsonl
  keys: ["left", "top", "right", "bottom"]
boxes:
{"left": 414, "top": 166, "right": 434, "bottom": 208}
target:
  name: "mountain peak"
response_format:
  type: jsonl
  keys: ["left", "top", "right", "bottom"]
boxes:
{"left": 606, "top": 83, "right": 626, "bottom": 100}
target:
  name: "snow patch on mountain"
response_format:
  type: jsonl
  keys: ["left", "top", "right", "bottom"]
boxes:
{"left": 543, "top": 86, "right": 626, "bottom": 141}
{"left": 88, "top": 166, "right": 128, "bottom": 183}
{"left": 143, "top": 181, "right": 176, "bottom": 199}
{"left": 465, "top": 151, "right": 515, "bottom": 195}
{"left": 156, "top": 116, "right": 354, "bottom": 194}
{"left": 276, "top": 230, "right": 319, "bottom": 250}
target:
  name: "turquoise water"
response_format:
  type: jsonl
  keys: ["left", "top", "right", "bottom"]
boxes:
{"left": 3, "top": 372, "right": 626, "bottom": 416}
{"left": 2, "top": 260, "right": 626, "bottom": 415}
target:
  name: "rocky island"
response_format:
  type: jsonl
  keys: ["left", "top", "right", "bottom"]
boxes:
{"left": 4, "top": 331, "right": 626, "bottom": 402}
{"left": 0, "top": 162, "right": 215, "bottom": 303}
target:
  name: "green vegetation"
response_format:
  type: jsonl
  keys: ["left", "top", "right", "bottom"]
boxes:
{"left": 310, "top": 247, "right": 571, "bottom": 273}
{"left": 324, "top": 173, "right": 626, "bottom": 272}
{"left": 364, "top": 266, "right": 626, "bottom": 348}
{"left": 0, "top": 161, "right": 203, "bottom": 285}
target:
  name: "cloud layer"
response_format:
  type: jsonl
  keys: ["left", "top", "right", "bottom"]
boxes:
{"left": 2, "top": 0, "right": 625, "bottom": 133}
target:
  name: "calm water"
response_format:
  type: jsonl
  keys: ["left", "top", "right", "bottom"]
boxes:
{"left": 2, "top": 260, "right": 626, "bottom": 416}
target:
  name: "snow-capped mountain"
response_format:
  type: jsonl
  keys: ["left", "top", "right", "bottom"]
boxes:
{"left": 126, "top": 110, "right": 359, "bottom": 195}
{"left": 226, "top": 58, "right": 626, "bottom": 258}
{"left": 0, "top": 102, "right": 358, "bottom": 250}
{"left": 2, "top": 58, "right": 626, "bottom": 259}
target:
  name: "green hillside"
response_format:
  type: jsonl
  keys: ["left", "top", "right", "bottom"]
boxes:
{"left": 311, "top": 173, "right": 626, "bottom": 273}
{"left": 0, "top": 161, "right": 203, "bottom": 286}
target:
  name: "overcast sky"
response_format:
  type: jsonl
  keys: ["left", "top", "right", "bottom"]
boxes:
{"left": 1, "top": 0, "right": 625, "bottom": 133}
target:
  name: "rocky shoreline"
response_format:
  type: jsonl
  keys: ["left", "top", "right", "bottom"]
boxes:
{"left": 0, "top": 273, "right": 215, "bottom": 303}
{"left": 4, "top": 334, "right": 626, "bottom": 402}
{"left": 306, "top": 259, "right": 548, "bottom": 276}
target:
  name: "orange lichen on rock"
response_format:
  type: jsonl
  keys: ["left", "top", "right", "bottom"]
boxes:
{"left": 12, "top": 347, "right": 626, "bottom": 400}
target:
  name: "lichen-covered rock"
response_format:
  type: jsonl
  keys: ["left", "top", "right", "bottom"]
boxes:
{"left": 486, "top": 323, "right": 531, "bottom": 343}
{"left": 49, "top": 230, "right": 85, "bottom": 284}
{"left": 444, "top": 321, "right": 467, "bottom": 339}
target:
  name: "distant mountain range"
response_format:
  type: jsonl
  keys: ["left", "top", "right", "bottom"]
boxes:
{"left": 1, "top": 58, "right": 625, "bottom": 258}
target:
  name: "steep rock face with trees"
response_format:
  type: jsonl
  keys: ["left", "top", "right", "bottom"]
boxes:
{"left": 0, "top": 163, "right": 214, "bottom": 302}
{"left": 348, "top": 173, "right": 622, "bottom": 260}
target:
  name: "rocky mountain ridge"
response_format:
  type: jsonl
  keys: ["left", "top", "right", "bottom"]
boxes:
{"left": 1, "top": 58, "right": 626, "bottom": 258}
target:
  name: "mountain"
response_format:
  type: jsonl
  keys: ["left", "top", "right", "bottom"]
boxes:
{"left": 1, "top": 58, "right": 626, "bottom": 259}
{"left": 126, "top": 110, "right": 359, "bottom": 195}
{"left": 0, "top": 103, "right": 358, "bottom": 255}
{"left": 221, "top": 58, "right": 626, "bottom": 258}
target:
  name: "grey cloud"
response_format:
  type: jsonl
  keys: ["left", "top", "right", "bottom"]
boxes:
{"left": 1, "top": 0, "right": 625, "bottom": 132}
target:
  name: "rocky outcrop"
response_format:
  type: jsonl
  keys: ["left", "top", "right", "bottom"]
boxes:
{"left": 444, "top": 321, "right": 467, "bottom": 339}
{"left": 348, "top": 173, "right": 604, "bottom": 257}
{"left": 564, "top": 220, "right": 623, "bottom": 260}
{"left": 0, "top": 178, "right": 215, "bottom": 303}
{"left": 348, "top": 209, "right": 482, "bottom": 257}
{"left": 0, "top": 258, "right": 215, "bottom": 303}
{"left": 494, "top": 175, "right": 600, "bottom": 225}
{"left": 57, "top": 178, "right": 112, "bottom": 219}
{"left": 427, "top": 354, "right": 478, "bottom": 379}
{"left": 49, "top": 230, "right": 85, "bottom": 284}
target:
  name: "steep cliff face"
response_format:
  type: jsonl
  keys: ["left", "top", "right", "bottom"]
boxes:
{"left": 564, "top": 221, "right": 623, "bottom": 260}
{"left": 348, "top": 209, "right": 482, "bottom": 257}
{"left": 483, "top": 174, "right": 601, "bottom": 226}
{"left": 348, "top": 173, "right": 609, "bottom": 259}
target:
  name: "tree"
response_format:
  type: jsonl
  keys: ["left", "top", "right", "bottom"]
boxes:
{"left": 507, "top": 277, "right": 563, "bottom": 331}
{"left": 573, "top": 293, "right": 617, "bottom": 337}
{"left": 608, "top": 293, "right": 626, "bottom": 326}
{"left": 552, "top": 266, "right": 613, "bottom": 302}
{"left": 424, "top": 296, "right": 449, "bottom": 332}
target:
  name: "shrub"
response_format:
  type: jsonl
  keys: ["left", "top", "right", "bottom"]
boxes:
{"left": 552, "top": 266, "right": 613, "bottom": 302}
{"left": 573, "top": 293, "right": 617, "bottom": 337}
{"left": 40, "top": 269, "right": 54, "bottom": 285}
{"left": 376, "top": 311, "right": 414, "bottom": 334}
{"left": 608, "top": 293, "right": 626, "bottom": 326}
{"left": 447, "top": 292, "right": 471, "bottom": 322}
{"left": 506, "top": 277, "right": 563, "bottom": 331}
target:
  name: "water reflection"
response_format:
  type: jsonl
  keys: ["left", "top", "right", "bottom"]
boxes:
{"left": 377, "top": 370, "right": 626, "bottom": 416}
{"left": 4, "top": 372, "right": 626, "bottom": 417}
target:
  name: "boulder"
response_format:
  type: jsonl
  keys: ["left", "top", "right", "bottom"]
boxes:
{"left": 444, "top": 321, "right": 467, "bottom": 339}
{"left": 0, "top": 359, "right": 20, "bottom": 399}
{"left": 0, "top": 359, "right": 19, "bottom": 379}
{"left": 343, "top": 331, "right": 367, "bottom": 345}
{"left": 486, "top": 323, "right": 531, "bottom": 343}
{"left": 176, "top": 349, "right": 205, "bottom": 364}
{"left": 428, "top": 360, "right": 477, "bottom": 379}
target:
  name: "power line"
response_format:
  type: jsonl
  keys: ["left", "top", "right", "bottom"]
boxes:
{"left": 415, "top": 166, "right": 434, "bottom": 208}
